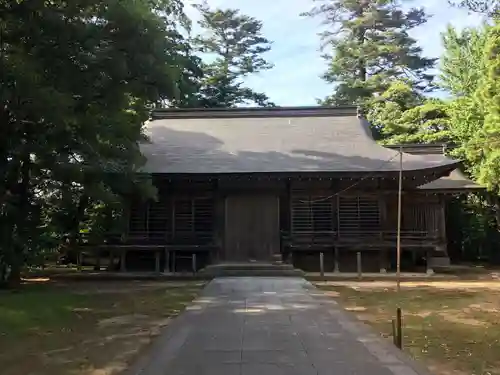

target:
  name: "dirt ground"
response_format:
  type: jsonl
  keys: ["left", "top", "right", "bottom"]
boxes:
{"left": 316, "top": 280, "right": 500, "bottom": 375}
{"left": 0, "top": 280, "right": 204, "bottom": 375}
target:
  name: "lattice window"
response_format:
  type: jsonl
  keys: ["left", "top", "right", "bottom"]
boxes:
{"left": 173, "top": 197, "right": 214, "bottom": 234}
{"left": 129, "top": 201, "right": 148, "bottom": 233}
{"left": 403, "top": 203, "right": 436, "bottom": 232}
{"left": 338, "top": 196, "right": 380, "bottom": 233}
{"left": 291, "top": 195, "right": 334, "bottom": 232}
{"left": 148, "top": 198, "right": 170, "bottom": 238}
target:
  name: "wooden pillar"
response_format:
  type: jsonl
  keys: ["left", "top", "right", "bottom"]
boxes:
{"left": 95, "top": 250, "right": 101, "bottom": 271}
{"left": 319, "top": 252, "right": 324, "bottom": 277}
{"left": 426, "top": 248, "right": 434, "bottom": 275}
{"left": 214, "top": 180, "right": 224, "bottom": 263}
{"left": 357, "top": 251, "right": 362, "bottom": 279}
{"left": 379, "top": 249, "right": 387, "bottom": 273}
{"left": 107, "top": 251, "right": 114, "bottom": 272}
{"left": 378, "top": 193, "right": 387, "bottom": 238}
{"left": 438, "top": 196, "right": 448, "bottom": 253}
{"left": 155, "top": 250, "right": 160, "bottom": 273}
{"left": 192, "top": 253, "right": 197, "bottom": 274}
{"left": 334, "top": 246, "right": 339, "bottom": 273}
{"left": 77, "top": 251, "right": 82, "bottom": 271}
{"left": 164, "top": 247, "right": 170, "bottom": 273}
{"left": 120, "top": 251, "right": 126, "bottom": 272}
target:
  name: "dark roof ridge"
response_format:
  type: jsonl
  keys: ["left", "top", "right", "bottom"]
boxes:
{"left": 151, "top": 106, "right": 359, "bottom": 120}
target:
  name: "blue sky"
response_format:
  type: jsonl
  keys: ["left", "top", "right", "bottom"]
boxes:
{"left": 185, "top": 0, "right": 486, "bottom": 106}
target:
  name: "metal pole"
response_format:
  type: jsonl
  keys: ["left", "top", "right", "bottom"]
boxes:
{"left": 395, "top": 146, "right": 403, "bottom": 349}
{"left": 396, "top": 146, "right": 403, "bottom": 293}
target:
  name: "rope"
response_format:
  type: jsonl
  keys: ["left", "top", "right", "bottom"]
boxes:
{"left": 297, "top": 152, "right": 400, "bottom": 204}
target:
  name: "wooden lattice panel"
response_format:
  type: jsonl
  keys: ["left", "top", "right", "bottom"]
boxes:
{"left": 173, "top": 197, "right": 214, "bottom": 234}
{"left": 148, "top": 198, "right": 170, "bottom": 238}
{"left": 338, "top": 196, "right": 380, "bottom": 234}
{"left": 129, "top": 200, "right": 148, "bottom": 233}
{"left": 291, "top": 195, "right": 335, "bottom": 232}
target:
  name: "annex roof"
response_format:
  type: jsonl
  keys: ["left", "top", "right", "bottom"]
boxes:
{"left": 418, "top": 169, "right": 483, "bottom": 191}
{"left": 140, "top": 106, "right": 459, "bottom": 175}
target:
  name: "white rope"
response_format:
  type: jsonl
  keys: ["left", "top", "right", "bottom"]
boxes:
{"left": 297, "top": 152, "right": 400, "bottom": 204}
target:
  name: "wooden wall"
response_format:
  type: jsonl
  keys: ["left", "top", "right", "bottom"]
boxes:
{"left": 127, "top": 176, "right": 447, "bottom": 257}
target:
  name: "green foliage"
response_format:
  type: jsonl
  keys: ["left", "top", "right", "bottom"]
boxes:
{"left": 439, "top": 25, "right": 490, "bottom": 97}
{"left": 448, "top": 0, "right": 500, "bottom": 17}
{"left": 193, "top": 1, "right": 274, "bottom": 107}
{"left": 0, "top": 0, "right": 201, "bottom": 285}
{"left": 366, "top": 81, "right": 451, "bottom": 143}
{"left": 303, "top": 0, "right": 436, "bottom": 106}
{"left": 443, "top": 23, "right": 500, "bottom": 192}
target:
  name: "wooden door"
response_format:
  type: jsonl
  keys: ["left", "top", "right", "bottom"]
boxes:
{"left": 224, "top": 194, "right": 280, "bottom": 262}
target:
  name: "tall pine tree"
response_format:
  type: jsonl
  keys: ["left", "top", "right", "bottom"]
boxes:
{"left": 303, "top": 0, "right": 436, "bottom": 106}
{"left": 192, "top": 1, "right": 274, "bottom": 107}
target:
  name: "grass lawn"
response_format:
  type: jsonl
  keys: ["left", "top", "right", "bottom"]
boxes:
{"left": 0, "top": 280, "right": 205, "bottom": 375}
{"left": 316, "top": 281, "right": 500, "bottom": 375}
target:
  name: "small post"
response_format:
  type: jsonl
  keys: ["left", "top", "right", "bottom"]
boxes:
{"left": 155, "top": 250, "right": 161, "bottom": 273}
{"left": 164, "top": 248, "right": 170, "bottom": 273}
{"left": 356, "top": 251, "right": 362, "bottom": 279}
{"left": 172, "top": 251, "right": 176, "bottom": 273}
{"left": 334, "top": 247, "right": 339, "bottom": 273}
{"left": 319, "top": 252, "right": 324, "bottom": 277}
{"left": 77, "top": 251, "right": 82, "bottom": 272}
{"left": 95, "top": 250, "right": 101, "bottom": 271}
{"left": 395, "top": 307, "right": 403, "bottom": 349}
{"left": 426, "top": 249, "right": 434, "bottom": 275}
{"left": 379, "top": 249, "right": 387, "bottom": 273}
{"left": 120, "top": 251, "right": 126, "bottom": 272}
{"left": 107, "top": 251, "right": 114, "bottom": 272}
{"left": 192, "top": 253, "right": 197, "bottom": 274}
{"left": 392, "top": 319, "right": 397, "bottom": 346}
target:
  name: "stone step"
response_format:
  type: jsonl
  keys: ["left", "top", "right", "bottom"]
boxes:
{"left": 198, "top": 262, "right": 304, "bottom": 277}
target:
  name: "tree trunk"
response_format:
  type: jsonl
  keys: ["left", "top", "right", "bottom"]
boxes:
{"left": 7, "top": 155, "right": 32, "bottom": 287}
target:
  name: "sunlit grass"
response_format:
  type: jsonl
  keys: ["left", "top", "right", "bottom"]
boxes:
{"left": 317, "top": 283, "right": 500, "bottom": 375}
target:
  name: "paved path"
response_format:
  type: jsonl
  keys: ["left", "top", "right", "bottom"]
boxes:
{"left": 126, "top": 277, "right": 431, "bottom": 375}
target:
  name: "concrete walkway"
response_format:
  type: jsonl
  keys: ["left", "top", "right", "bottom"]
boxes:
{"left": 126, "top": 277, "right": 431, "bottom": 375}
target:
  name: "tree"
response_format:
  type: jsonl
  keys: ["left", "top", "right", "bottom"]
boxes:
{"left": 0, "top": 0, "right": 201, "bottom": 286}
{"left": 438, "top": 22, "right": 500, "bottom": 249}
{"left": 439, "top": 25, "right": 490, "bottom": 97}
{"left": 366, "top": 80, "right": 451, "bottom": 143}
{"left": 473, "top": 22, "right": 500, "bottom": 191}
{"left": 192, "top": 1, "right": 274, "bottom": 107}
{"left": 303, "top": 0, "right": 436, "bottom": 106}
{"left": 448, "top": 0, "right": 499, "bottom": 17}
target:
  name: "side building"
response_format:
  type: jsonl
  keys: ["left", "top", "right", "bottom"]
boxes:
{"left": 117, "top": 106, "right": 481, "bottom": 273}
